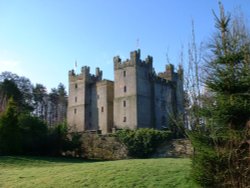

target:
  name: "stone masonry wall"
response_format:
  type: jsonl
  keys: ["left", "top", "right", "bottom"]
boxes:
{"left": 80, "top": 133, "right": 128, "bottom": 160}
{"left": 75, "top": 133, "right": 193, "bottom": 160}
{"left": 153, "top": 139, "right": 193, "bottom": 158}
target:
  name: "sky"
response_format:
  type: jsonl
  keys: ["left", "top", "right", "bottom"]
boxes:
{"left": 0, "top": 0, "right": 250, "bottom": 92}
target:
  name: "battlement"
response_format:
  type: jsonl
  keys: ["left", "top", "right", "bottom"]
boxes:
{"left": 157, "top": 64, "right": 183, "bottom": 82}
{"left": 69, "top": 66, "right": 103, "bottom": 82}
{"left": 114, "top": 49, "right": 153, "bottom": 70}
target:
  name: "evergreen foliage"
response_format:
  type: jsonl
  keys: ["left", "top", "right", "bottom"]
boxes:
{"left": 0, "top": 98, "right": 21, "bottom": 154}
{"left": 189, "top": 3, "right": 250, "bottom": 187}
{"left": 115, "top": 128, "right": 172, "bottom": 158}
{"left": 18, "top": 113, "right": 48, "bottom": 154}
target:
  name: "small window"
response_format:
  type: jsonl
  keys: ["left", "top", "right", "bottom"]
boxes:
{"left": 74, "top": 108, "right": 77, "bottom": 114}
{"left": 123, "top": 100, "right": 126, "bottom": 107}
{"left": 75, "top": 83, "right": 78, "bottom": 89}
{"left": 124, "top": 86, "right": 127, "bottom": 92}
{"left": 75, "top": 97, "right": 77, "bottom": 102}
{"left": 123, "top": 116, "right": 126, "bottom": 122}
{"left": 101, "top": 106, "right": 104, "bottom": 112}
{"left": 123, "top": 70, "right": 126, "bottom": 77}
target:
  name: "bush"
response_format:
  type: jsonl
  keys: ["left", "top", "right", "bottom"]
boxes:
{"left": 46, "top": 123, "right": 82, "bottom": 156}
{"left": 18, "top": 113, "right": 48, "bottom": 155}
{"left": 115, "top": 128, "right": 172, "bottom": 158}
{"left": 0, "top": 98, "right": 21, "bottom": 155}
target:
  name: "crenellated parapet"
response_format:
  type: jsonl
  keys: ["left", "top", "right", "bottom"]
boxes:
{"left": 69, "top": 66, "right": 103, "bottom": 83}
{"left": 114, "top": 49, "right": 153, "bottom": 70}
{"left": 157, "top": 64, "right": 183, "bottom": 82}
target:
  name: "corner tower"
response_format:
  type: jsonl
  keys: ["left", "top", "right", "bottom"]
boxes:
{"left": 113, "top": 49, "right": 154, "bottom": 129}
{"left": 67, "top": 66, "right": 106, "bottom": 132}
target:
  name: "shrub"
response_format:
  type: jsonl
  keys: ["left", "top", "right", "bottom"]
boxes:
{"left": 46, "top": 123, "right": 82, "bottom": 156}
{"left": 18, "top": 113, "right": 48, "bottom": 154}
{"left": 115, "top": 128, "right": 172, "bottom": 158}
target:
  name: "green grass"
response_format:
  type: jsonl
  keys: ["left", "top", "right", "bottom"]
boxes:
{"left": 0, "top": 156, "right": 199, "bottom": 188}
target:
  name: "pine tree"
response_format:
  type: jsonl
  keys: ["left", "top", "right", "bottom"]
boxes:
{"left": 190, "top": 3, "right": 250, "bottom": 187}
{"left": 0, "top": 98, "right": 21, "bottom": 154}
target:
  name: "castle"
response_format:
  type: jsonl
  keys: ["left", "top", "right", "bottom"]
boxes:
{"left": 67, "top": 49, "right": 184, "bottom": 134}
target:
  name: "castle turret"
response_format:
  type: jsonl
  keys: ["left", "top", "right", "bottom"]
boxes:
{"left": 67, "top": 65, "right": 112, "bottom": 133}
{"left": 130, "top": 49, "right": 140, "bottom": 64}
{"left": 113, "top": 49, "right": 155, "bottom": 129}
{"left": 67, "top": 49, "right": 184, "bottom": 134}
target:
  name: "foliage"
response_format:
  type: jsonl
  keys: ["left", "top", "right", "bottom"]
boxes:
{"left": 0, "top": 98, "right": 21, "bottom": 155}
{"left": 0, "top": 72, "right": 33, "bottom": 112}
{"left": 115, "top": 128, "right": 172, "bottom": 158}
{"left": 46, "top": 122, "right": 82, "bottom": 156}
{"left": 0, "top": 79, "right": 24, "bottom": 113}
{"left": 0, "top": 71, "right": 68, "bottom": 126}
{"left": 0, "top": 98, "right": 78, "bottom": 156}
{"left": 0, "top": 156, "right": 199, "bottom": 188}
{"left": 189, "top": 3, "right": 250, "bottom": 187}
{"left": 18, "top": 113, "right": 48, "bottom": 155}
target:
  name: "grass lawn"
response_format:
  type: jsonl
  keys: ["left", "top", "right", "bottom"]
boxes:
{"left": 0, "top": 156, "right": 199, "bottom": 188}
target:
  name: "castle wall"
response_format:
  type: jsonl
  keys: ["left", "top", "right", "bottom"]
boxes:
{"left": 67, "top": 49, "right": 184, "bottom": 134}
{"left": 114, "top": 66, "right": 138, "bottom": 129}
{"left": 67, "top": 73, "right": 86, "bottom": 132}
{"left": 154, "top": 81, "right": 175, "bottom": 130}
{"left": 96, "top": 80, "right": 114, "bottom": 134}
{"left": 136, "top": 64, "right": 154, "bottom": 128}
{"left": 87, "top": 84, "right": 98, "bottom": 130}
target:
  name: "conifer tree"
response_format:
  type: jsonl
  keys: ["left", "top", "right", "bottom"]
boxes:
{"left": 190, "top": 3, "right": 250, "bottom": 187}
{"left": 0, "top": 98, "right": 21, "bottom": 154}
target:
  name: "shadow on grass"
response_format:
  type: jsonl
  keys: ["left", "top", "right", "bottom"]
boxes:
{"left": 0, "top": 155, "right": 105, "bottom": 165}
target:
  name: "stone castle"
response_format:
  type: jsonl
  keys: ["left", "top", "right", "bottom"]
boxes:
{"left": 67, "top": 49, "right": 184, "bottom": 134}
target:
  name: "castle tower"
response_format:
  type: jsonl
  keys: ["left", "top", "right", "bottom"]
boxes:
{"left": 67, "top": 49, "right": 184, "bottom": 134}
{"left": 113, "top": 49, "right": 154, "bottom": 129}
{"left": 67, "top": 66, "right": 113, "bottom": 133}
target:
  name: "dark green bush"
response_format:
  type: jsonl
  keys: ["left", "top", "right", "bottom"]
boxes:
{"left": 18, "top": 113, "right": 48, "bottom": 154}
{"left": 46, "top": 123, "right": 82, "bottom": 156}
{"left": 115, "top": 128, "right": 172, "bottom": 158}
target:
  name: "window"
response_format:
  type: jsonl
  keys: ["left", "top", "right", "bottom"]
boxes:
{"left": 123, "top": 116, "right": 126, "bottom": 122}
{"left": 123, "top": 100, "right": 126, "bottom": 107}
{"left": 123, "top": 70, "right": 126, "bottom": 77}
{"left": 124, "top": 86, "right": 127, "bottom": 92}
{"left": 75, "top": 83, "right": 78, "bottom": 89}
{"left": 74, "top": 108, "right": 77, "bottom": 114}
{"left": 101, "top": 106, "right": 104, "bottom": 112}
{"left": 75, "top": 97, "right": 77, "bottom": 102}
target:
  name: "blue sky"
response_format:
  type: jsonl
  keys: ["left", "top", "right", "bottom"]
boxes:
{"left": 0, "top": 0, "right": 249, "bottom": 92}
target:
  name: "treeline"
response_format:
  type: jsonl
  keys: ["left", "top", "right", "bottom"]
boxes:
{"left": 0, "top": 72, "right": 80, "bottom": 155}
{"left": 0, "top": 72, "right": 67, "bottom": 126}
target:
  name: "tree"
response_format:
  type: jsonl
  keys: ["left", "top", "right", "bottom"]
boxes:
{"left": 184, "top": 21, "right": 204, "bottom": 131}
{"left": 18, "top": 113, "right": 48, "bottom": 154}
{"left": 33, "top": 83, "right": 48, "bottom": 121}
{"left": 190, "top": 3, "right": 250, "bottom": 187}
{"left": 48, "top": 83, "right": 67, "bottom": 126}
{"left": 0, "top": 72, "right": 33, "bottom": 112}
{"left": 0, "top": 79, "right": 23, "bottom": 113}
{"left": 0, "top": 98, "right": 21, "bottom": 154}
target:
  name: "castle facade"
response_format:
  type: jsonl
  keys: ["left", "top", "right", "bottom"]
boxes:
{"left": 67, "top": 49, "right": 184, "bottom": 134}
